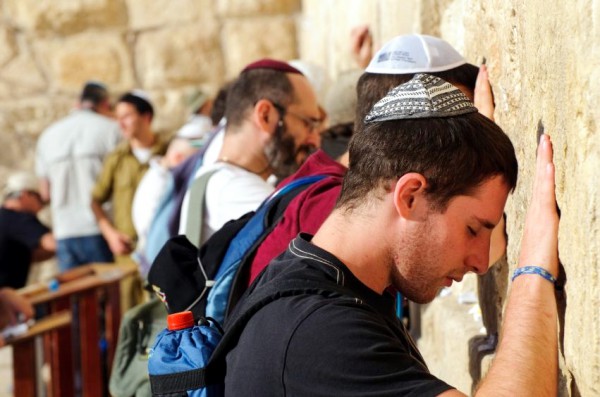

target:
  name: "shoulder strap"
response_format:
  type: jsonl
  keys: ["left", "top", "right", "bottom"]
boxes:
{"left": 212, "top": 175, "right": 326, "bottom": 319}
{"left": 183, "top": 169, "right": 218, "bottom": 248}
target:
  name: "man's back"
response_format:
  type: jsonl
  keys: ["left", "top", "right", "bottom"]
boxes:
{"left": 36, "top": 109, "right": 120, "bottom": 239}
{"left": 0, "top": 207, "right": 49, "bottom": 288}
{"left": 225, "top": 235, "right": 453, "bottom": 397}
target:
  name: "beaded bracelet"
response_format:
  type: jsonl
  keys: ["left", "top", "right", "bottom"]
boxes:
{"left": 511, "top": 266, "right": 556, "bottom": 284}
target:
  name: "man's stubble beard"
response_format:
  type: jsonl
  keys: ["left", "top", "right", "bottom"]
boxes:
{"left": 389, "top": 218, "right": 442, "bottom": 304}
{"left": 264, "top": 123, "right": 315, "bottom": 180}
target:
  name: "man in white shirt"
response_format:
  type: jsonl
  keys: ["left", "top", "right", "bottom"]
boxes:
{"left": 35, "top": 81, "right": 121, "bottom": 271}
{"left": 180, "top": 59, "right": 323, "bottom": 246}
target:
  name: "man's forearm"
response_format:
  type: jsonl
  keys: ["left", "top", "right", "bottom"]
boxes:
{"left": 476, "top": 276, "right": 558, "bottom": 396}
{"left": 90, "top": 199, "right": 114, "bottom": 237}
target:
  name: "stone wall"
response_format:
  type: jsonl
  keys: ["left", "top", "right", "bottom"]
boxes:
{"left": 0, "top": 0, "right": 301, "bottom": 179}
{"left": 1, "top": 0, "right": 598, "bottom": 395}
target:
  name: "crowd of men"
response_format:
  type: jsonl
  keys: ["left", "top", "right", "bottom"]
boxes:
{"left": 0, "top": 29, "right": 559, "bottom": 395}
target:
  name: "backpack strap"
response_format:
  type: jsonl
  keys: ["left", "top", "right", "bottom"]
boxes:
{"left": 183, "top": 169, "right": 218, "bottom": 248}
{"left": 200, "top": 175, "right": 326, "bottom": 323}
{"left": 224, "top": 175, "right": 327, "bottom": 319}
{"left": 150, "top": 367, "right": 206, "bottom": 396}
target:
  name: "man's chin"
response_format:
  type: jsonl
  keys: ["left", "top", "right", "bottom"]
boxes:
{"left": 401, "top": 289, "right": 438, "bottom": 305}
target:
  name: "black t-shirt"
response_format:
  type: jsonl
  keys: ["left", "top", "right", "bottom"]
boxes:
{"left": 0, "top": 208, "right": 49, "bottom": 288}
{"left": 224, "top": 234, "right": 454, "bottom": 397}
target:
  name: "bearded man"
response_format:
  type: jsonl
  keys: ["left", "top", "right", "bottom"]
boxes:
{"left": 179, "top": 59, "right": 323, "bottom": 246}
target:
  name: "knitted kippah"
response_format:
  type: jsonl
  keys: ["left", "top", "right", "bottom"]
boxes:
{"left": 364, "top": 73, "right": 477, "bottom": 122}
{"left": 242, "top": 58, "right": 303, "bottom": 75}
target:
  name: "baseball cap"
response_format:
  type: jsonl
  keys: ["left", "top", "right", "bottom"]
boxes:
{"left": 365, "top": 34, "right": 468, "bottom": 74}
{"left": 364, "top": 73, "right": 477, "bottom": 122}
{"left": 3, "top": 171, "right": 40, "bottom": 198}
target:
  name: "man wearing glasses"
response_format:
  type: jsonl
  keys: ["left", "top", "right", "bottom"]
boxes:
{"left": 0, "top": 172, "right": 55, "bottom": 289}
{"left": 179, "top": 58, "right": 323, "bottom": 246}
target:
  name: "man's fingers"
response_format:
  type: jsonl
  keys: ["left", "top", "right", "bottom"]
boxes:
{"left": 474, "top": 64, "right": 495, "bottom": 121}
{"left": 534, "top": 134, "right": 557, "bottom": 207}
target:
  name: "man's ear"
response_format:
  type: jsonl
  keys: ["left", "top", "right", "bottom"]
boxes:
{"left": 393, "top": 173, "right": 429, "bottom": 220}
{"left": 253, "top": 99, "right": 280, "bottom": 135}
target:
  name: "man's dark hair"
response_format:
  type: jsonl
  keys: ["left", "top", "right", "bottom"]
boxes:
{"left": 80, "top": 82, "right": 109, "bottom": 107}
{"left": 337, "top": 112, "right": 518, "bottom": 212}
{"left": 210, "top": 81, "right": 233, "bottom": 126}
{"left": 118, "top": 92, "right": 154, "bottom": 120}
{"left": 224, "top": 69, "right": 295, "bottom": 129}
{"left": 355, "top": 63, "right": 479, "bottom": 131}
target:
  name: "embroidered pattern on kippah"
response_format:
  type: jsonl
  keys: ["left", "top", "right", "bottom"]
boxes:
{"left": 364, "top": 73, "right": 478, "bottom": 122}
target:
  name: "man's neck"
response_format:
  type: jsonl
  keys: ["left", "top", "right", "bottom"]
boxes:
{"left": 311, "top": 204, "right": 395, "bottom": 295}
{"left": 3, "top": 199, "right": 26, "bottom": 213}
{"left": 218, "top": 125, "right": 271, "bottom": 180}
{"left": 131, "top": 129, "right": 155, "bottom": 149}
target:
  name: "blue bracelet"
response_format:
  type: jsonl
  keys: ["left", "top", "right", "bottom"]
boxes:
{"left": 511, "top": 266, "right": 556, "bottom": 284}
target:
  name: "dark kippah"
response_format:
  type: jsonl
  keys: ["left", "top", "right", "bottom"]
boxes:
{"left": 241, "top": 58, "right": 304, "bottom": 75}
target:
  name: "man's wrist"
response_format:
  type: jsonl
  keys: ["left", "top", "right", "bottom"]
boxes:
{"left": 512, "top": 266, "right": 556, "bottom": 284}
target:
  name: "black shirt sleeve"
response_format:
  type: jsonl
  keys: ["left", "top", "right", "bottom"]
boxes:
{"left": 11, "top": 211, "right": 50, "bottom": 250}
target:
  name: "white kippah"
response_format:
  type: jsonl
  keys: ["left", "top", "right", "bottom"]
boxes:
{"left": 130, "top": 89, "right": 153, "bottom": 105}
{"left": 365, "top": 34, "right": 467, "bottom": 74}
{"left": 364, "top": 74, "right": 478, "bottom": 122}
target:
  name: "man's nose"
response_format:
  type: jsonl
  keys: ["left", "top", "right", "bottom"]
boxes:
{"left": 466, "top": 240, "right": 491, "bottom": 275}
{"left": 305, "top": 128, "right": 321, "bottom": 148}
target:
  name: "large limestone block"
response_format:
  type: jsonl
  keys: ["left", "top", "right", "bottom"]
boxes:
{"left": 34, "top": 33, "right": 134, "bottom": 94}
{"left": 0, "top": 53, "right": 47, "bottom": 99}
{"left": 125, "top": 0, "right": 215, "bottom": 30}
{"left": 222, "top": 17, "right": 297, "bottom": 78}
{"left": 377, "top": 0, "right": 419, "bottom": 41}
{"left": 0, "top": 96, "right": 72, "bottom": 171}
{"left": 5, "top": 0, "right": 127, "bottom": 35}
{"left": 0, "top": 26, "right": 17, "bottom": 67}
{"left": 135, "top": 24, "right": 223, "bottom": 90}
{"left": 299, "top": 0, "right": 379, "bottom": 78}
{"left": 217, "top": 0, "right": 300, "bottom": 17}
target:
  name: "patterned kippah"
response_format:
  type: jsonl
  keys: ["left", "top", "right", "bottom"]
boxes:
{"left": 364, "top": 73, "right": 477, "bottom": 123}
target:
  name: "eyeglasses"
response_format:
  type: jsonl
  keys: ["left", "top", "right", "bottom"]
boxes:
{"left": 272, "top": 102, "right": 324, "bottom": 132}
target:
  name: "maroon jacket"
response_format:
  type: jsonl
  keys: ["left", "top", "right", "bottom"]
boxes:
{"left": 248, "top": 150, "right": 346, "bottom": 285}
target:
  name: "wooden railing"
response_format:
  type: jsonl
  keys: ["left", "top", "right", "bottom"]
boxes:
{"left": 5, "top": 264, "right": 136, "bottom": 397}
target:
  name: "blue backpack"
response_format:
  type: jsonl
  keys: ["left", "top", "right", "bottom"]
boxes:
{"left": 146, "top": 174, "right": 327, "bottom": 396}
{"left": 147, "top": 174, "right": 326, "bottom": 325}
{"left": 148, "top": 277, "right": 352, "bottom": 396}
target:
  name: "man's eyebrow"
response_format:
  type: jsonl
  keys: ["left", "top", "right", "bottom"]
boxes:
{"left": 475, "top": 216, "right": 497, "bottom": 230}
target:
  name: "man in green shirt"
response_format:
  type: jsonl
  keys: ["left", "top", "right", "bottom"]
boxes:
{"left": 91, "top": 91, "right": 169, "bottom": 263}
